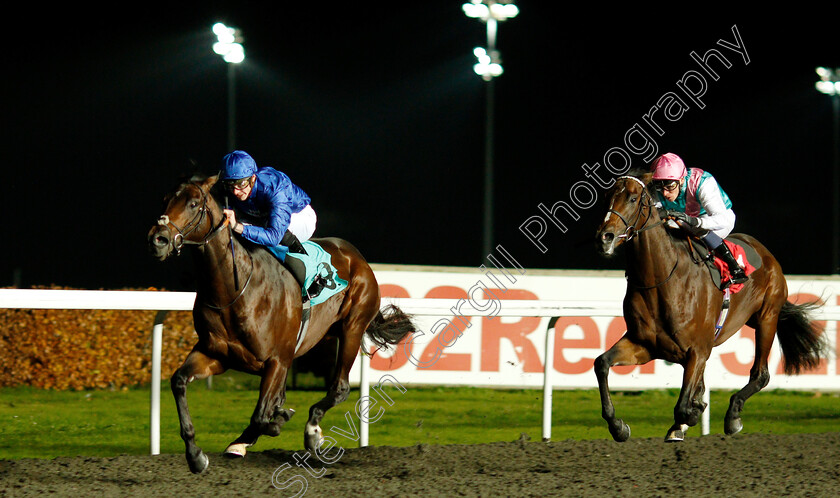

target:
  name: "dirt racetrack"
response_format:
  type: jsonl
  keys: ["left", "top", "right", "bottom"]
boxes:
{"left": 2, "top": 432, "right": 838, "bottom": 497}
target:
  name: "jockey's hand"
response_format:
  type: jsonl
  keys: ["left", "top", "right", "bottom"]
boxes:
{"left": 665, "top": 210, "right": 700, "bottom": 228}
{"left": 223, "top": 209, "right": 243, "bottom": 233}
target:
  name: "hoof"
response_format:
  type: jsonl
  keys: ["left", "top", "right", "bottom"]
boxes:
{"left": 304, "top": 424, "right": 324, "bottom": 451}
{"left": 725, "top": 417, "right": 743, "bottom": 435}
{"left": 224, "top": 443, "right": 250, "bottom": 458}
{"left": 277, "top": 408, "right": 296, "bottom": 423}
{"left": 609, "top": 419, "right": 631, "bottom": 442}
{"left": 188, "top": 451, "right": 210, "bottom": 474}
{"left": 665, "top": 424, "right": 688, "bottom": 442}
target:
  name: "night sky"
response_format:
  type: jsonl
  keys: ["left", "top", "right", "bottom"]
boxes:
{"left": 5, "top": 6, "right": 839, "bottom": 291}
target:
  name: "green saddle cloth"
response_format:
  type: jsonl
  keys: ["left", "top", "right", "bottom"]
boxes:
{"left": 296, "top": 241, "right": 348, "bottom": 305}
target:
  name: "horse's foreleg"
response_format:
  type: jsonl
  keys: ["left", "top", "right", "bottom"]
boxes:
{"left": 304, "top": 322, "right": 362, "bottom": 451}
{"left": 171, "top": 349, "right": 225, "bottom": 474}
{"left": 667, "top": 351, "right": 708, "bottom": 442}
{"left": 594, "top": 336, "right": 652, "bottom": 442}
{"left": 724, "top": 316, "right": 776, "bottom": 435}
{"left": 226, "top": 356, "right": 290, "bottom": 457}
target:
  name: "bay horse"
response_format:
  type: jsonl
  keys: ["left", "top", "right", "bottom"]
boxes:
{"left": 594, "top": 172, "right": 827, "bottom": 442}
{"left": 147, "top": 174, "right": 414, "bottom": 473}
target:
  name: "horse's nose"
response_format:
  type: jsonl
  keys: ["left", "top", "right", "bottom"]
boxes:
{"left": 148, "top": 226, "right": 172, "bottom": 259}
{"left": 150, "top": 228, "right": 170, "bottom": 248}
{"left": 597, "top": 231, "right": 616, "bottom": 256}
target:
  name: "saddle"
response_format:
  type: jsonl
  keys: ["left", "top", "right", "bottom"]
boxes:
{"left": 686, "top": 234, "right": 760, "bottom": 293}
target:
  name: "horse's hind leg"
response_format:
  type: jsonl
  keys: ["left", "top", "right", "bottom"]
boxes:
{"left": 594, "top": 336, "right": 652, "bottom": 442}
{"left": 226, "top": 357, "right": 292, "bottom": 457}
{"left": 724, "top": 316, "right": 776, "bottom": 435}
{"left": 666, "top": 351, "right": 708, "bottom": 442}
{"left": 171, "top": 349, "right": 226, "bottom": 474}
{"left": 304, "top": 319, "right": 367, "bottom": 451}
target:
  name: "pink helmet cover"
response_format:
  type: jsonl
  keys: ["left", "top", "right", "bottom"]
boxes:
{"left": 651, "top": 153, "right": 687, "bottom": 180}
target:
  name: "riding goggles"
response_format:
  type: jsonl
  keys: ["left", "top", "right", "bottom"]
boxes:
{"left": 653, "top": 180, "right": 680, "bottom": 192}
{"left": 223, "top": 177, "right": 252, "bottom": 191}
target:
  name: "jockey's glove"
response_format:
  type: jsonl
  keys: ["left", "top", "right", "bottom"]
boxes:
{"left": 665, "top": 210, "right": 701, "bottom": 228}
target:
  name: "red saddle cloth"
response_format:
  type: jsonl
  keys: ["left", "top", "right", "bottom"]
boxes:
{"left": 712, "top": 240, "right": 756, "bottom": 293}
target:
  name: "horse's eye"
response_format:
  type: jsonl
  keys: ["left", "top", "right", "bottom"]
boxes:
{"left": 189, "top": 200, "right": 199, "bottom": 209}
{"left": 629, "top": 196, "right": 637, "bottom": 203}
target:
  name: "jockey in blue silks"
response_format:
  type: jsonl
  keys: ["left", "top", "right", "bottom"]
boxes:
{"left": 220, "top": 150, "right": 325, "bottom": 301}
{"left": 651, "top": 152, "right": 748, "bottom": 285}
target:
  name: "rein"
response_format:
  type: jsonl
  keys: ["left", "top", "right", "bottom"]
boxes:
{"left": 202, "top": 252, "right": 254, "bottom": 311}
{"left": 157, "top": 182, "right": 254, "bottom": 310}
{"left": 628, "top": 258, "right": 679, "bottom": 290}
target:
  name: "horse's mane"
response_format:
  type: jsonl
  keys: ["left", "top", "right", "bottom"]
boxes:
{"left": 623, "top": 167, "right": 652, "bottom": 184}
{"left": 162, "top": 172, "right": 223, "bottom": 208}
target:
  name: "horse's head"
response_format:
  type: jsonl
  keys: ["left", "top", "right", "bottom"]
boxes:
{"left": 596, "top": 172, "right": 657, "bottom": 256}
{"left": 148, "top": 175, "right": 221, "bottom": 261}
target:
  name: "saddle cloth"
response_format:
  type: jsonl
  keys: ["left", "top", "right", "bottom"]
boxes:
{"left": 713, "top": 239, "right": 758, "bottom": 293}
{"left": 266, "top": 240, "right": 349, "bottom": 306}
{"left": 691, "top": 235, "right": 759, "bottom": 294}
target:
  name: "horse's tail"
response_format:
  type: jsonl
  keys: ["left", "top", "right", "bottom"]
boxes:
{"left": 776, "top": 301, "right": 829, "bottom": 375}
{"left": 365, "top": 304, "right": 415, "bottom": 351}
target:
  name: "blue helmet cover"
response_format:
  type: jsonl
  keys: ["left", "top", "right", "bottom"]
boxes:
{"left": 221, "top": 150, "right": 258, "bottom": 180}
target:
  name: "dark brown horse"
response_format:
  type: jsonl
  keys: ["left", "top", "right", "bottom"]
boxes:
{"left": 147, "top": 175, "right": 414, "bottom": 473}
{"left": 594, "top": 172, "right": 827, "bottom": 442}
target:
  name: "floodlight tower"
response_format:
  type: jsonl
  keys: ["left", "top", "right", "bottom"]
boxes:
{"left": 213, "top": 23, "right": 245, "bottom": 151}
{"left": 463, "top": 1, "right": 518, "bottom": 258}
{"left": 816, "top": 67, "right": 840, "bottom": 274}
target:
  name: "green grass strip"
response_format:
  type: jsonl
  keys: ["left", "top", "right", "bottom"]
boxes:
{"left": 1, "top": 372, "right": 837, "bottom": 460}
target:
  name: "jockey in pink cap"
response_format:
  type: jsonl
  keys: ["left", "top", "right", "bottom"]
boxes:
{"left": 651, "top": 152, "right": 748, "bottom": 284}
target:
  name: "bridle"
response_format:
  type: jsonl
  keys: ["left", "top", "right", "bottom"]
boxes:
{"left": 156, "top": 183, "right": 228, "bottom": 256}
{"left": 606, "top": 175, "right": 678, "bottom": 290}
{"left": 606, "top": 176, "right": 665, "bottom": 242}
{"left": 156, "top": 182, "right": 253, "bottom": 309}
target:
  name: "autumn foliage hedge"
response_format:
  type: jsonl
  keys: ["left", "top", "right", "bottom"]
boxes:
{"left": 0, "top": 287, "right": 197, "bottom": 390}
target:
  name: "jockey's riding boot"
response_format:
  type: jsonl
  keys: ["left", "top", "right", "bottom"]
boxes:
{"left": 284, "top": 252, "right": 327, "bottom": 304}
{"left": 280, "top": 231, "right": 323, "bottom": 303}
{"left": 281, "top": 230, "right": 308, "bottom": 255}
{"left": 714, "top": 243, "right": 748, "bottom": 284}
{"left": 283, "top": 254, "right": 307, "bottom": 289}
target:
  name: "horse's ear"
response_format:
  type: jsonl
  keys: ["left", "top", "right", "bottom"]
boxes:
{"left": 200, "top": 174, "right": 219, "bottom": 191}
{"left": 640, "top": 172, "right": 653, "bottom": 185}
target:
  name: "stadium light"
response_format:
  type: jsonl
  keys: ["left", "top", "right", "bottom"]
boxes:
{"left": 463, "top": 1, "right": 518, "bottom": 81}
{"left": 473, "top": 47, "right": 503, "bottom": 81}
{"left": 816, "top": 67, "right": 840, "bottom": 96}
{"left": 462, "top": 0, "right": 519, "bottom": 21}
{"left": 463, "top": 1, "right": 518, "bottom": 258}
{"left": 212, "top": 22, "right": 245, "bottom": 64}
{"left": 816, "top": 67, "right": 840, "bottom": 273}
{"left": 212, "top": 23, "right": 245, "bottom": 151}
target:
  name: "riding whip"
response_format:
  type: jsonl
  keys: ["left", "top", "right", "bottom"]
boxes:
{"left": 225, "top": 195, "right": 240, "bottom": 291}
